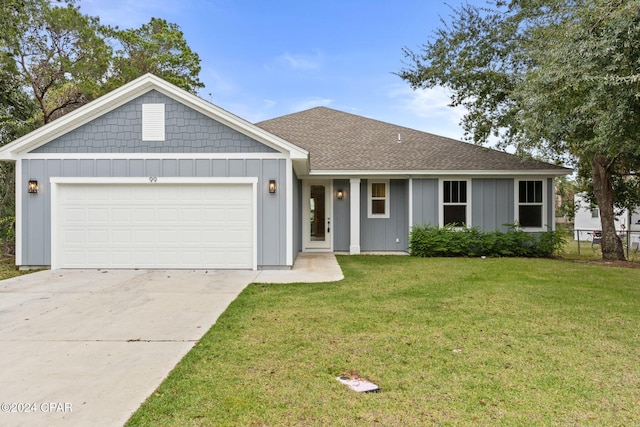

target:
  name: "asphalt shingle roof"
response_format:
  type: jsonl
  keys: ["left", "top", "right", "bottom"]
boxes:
{"left": 256, "top": 107, "right": 569, "bottom": 173}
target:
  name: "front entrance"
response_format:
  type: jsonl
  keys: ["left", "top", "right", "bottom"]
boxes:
{"left": 303, "top": 180, "right": 332, "bottom": 250}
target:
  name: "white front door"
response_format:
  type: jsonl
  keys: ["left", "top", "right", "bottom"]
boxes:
{"left": 303, "top": 180, "right": 332, "bottom": 250}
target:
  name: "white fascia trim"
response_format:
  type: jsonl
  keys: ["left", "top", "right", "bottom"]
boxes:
{"left": 285, "top": 157, "right": 293, "bottom": 266}
{"left": 0, "top": 76, "right": 158, "bottom": 159}
{"left": 408, "top": 177, "right": 413, "bottom": 230}
{"left": 308, "top": 169, "right": 570, "bottom": 177}
{"left": 15, "top": 161, "right": 22, "bottom": 265}
{"left": 50, "top": 176, "right": 258, "bottom": 185}
{"left": 23, "top": 152, "right": 289, "bottom": 160}
{"left": 139, "top": 76, "right": 307, "bottom": 159}
{"left": 0, "top": 73, "right": 308, "bottom": 161}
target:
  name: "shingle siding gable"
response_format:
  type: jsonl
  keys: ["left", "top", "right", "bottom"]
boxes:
{"left": 32, "top": 91, "right": 276, "bottom": 154}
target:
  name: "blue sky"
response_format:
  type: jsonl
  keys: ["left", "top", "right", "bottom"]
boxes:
{"left": 81, "top": 0, "right": 470, "bottom": 140}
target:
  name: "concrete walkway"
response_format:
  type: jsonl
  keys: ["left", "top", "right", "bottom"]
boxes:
{"left": 0, "top": 253, "right": 342, "bottom": 427}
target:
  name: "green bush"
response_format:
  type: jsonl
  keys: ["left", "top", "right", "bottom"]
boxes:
{"left": 409, "top": 224, "right": 565, "bottom": 258}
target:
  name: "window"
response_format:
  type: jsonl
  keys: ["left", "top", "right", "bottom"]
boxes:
{"left": 518, "top": 180, "right": 544, "bottom": 228}
{"left": 142, "top": 103, "right": 165, "bottom": 141}
{"left": 368, "top": 180, "right": 389, "bottom": 218}
{"left": 442, "top": 180, "right": 468, "bottom": 226}
{"left": 591, "top": 208, "right": 600, "bottom": 218}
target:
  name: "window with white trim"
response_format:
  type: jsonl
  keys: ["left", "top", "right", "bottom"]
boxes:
{"left": 368, "top": 180, "right": 389, "bottom": 218}
{"left": 442, "top": 180, "right": 468, "bottom": 226}
{"left": 518, "top": 180, "right": 544, "bottom": 228}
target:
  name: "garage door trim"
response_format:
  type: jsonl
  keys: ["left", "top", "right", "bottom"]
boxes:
{"left": 50, "top": 177, "right": 258, "bottom": 270}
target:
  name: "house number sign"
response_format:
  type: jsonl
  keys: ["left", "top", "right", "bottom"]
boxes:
{"left": 149, "top": 176, "right": 157, "bottom": 183}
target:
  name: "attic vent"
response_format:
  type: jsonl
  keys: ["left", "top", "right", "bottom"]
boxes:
{"left": 142, "top": 103, "right": 165, "bottom": 141}
{"left": 397, "top": 133, "right": 402, "bottom": 144}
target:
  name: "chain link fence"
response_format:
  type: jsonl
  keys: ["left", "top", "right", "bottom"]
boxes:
{"left": 569, "top": 227, "right": 640, "bottom": 259}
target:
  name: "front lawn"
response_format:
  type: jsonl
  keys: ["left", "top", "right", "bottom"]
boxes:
{"left": 129, "top": 256, "right": 640, "bottom": 425}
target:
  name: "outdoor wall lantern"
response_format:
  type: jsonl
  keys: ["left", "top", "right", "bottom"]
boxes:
{"left": 337, "top": 189, "right": 344, "bottom": 200}
{"left": 268, "top": 179, "right": 276, "bottom": 194}
{"left": 28, "top": 179, "right": 38, "bottom": 194}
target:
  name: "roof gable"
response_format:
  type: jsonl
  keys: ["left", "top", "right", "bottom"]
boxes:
{"left": 256, "top": 107, "right": 570, "bottom": 175}
{"left": 31, "top": 90, "right": 277, "bottom": 154}
{"left": 0, "top": 74, "right": 307, "bottom": 160}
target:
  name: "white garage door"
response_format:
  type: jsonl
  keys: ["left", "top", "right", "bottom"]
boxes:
{"left": 52, "top": 181, "right": 255, "bottom": 269}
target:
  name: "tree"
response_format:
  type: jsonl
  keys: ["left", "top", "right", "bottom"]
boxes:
{"left": 106, "top": 18, "right": 203, "bottom": 94}
{"left": 10, "top": 0, "right": 111, "bottom": 124}
{"left": 398, "top": 0, "right": 640, "bottom": 260}
{"left": 0, "top": 0, "right": 203, "bottom": 253}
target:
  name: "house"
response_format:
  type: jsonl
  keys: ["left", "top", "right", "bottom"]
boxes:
{"left": 0, "top": 74, "right": 570, "bottom": 270}
{"left": 573, "top": 192, "right": 640, "bottom": 247}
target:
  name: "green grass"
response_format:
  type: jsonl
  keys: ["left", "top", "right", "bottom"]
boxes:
{"left": 127, "top": 256, "right": 640, "bottom": 426}
{"left": 0, "top": 255, "right": 32, "bottom": 280}
{"left": 562, "top": 238, "right": 640, "bottom": 262}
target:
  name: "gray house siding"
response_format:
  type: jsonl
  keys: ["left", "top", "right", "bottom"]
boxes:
{"left": 411, "top": 178, "right": 438, "bottom": 227}
{"left": 332, "top": 179, "right": 350, "bottom": 251}
{"left": 471, "top": 178, "right": 514, "bottom": 232}
{"left": 31, "top": 90, "right": 277, "bottom": 154}
{"left": 360, "top": 179, "right": 409, "bottom": 251}
{"left": 20, "top": 158, "right": 287, "bottom": 267}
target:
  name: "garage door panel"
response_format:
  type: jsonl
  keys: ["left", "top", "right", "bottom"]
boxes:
{"left": 54, "top": 183, "right": 254, "bottom": 269}
{"left": 111, "top": 209, "right": 132, "bottom": 223}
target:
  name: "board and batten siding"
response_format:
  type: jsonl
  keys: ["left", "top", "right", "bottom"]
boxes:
{"left": 360, "top": 179, "right": 409, "bottom": 251}
{"left": 332, "top": 179, "right": 350, "bottom": 251}
{"left": 411, "top": 178, "right": 439, "bottom": 228}
{"left": 20, "top": 158, "right": 287, "bottom": 267}
{"left": 471, "top": 178, "right": 514, "bottom": 232}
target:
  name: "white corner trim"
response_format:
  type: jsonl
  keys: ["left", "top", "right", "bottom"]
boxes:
{"left": 15, "top": 161, "right": 22, "bottom": 266}
{"left": 285, "top": 157, "right": 293, "bottom": 266}
{"left": 349, "top": 178, "right": 361, "bottom": 254}
{"left": 408, "top": 177, "right": 413, "bottom": 231}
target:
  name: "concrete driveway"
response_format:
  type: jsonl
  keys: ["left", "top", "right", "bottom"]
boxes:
{"left": 0, "top": 268, "right": 261, "bottom": 427}
{"left": 0, "top": 253, "right": 343, "bottom": 427}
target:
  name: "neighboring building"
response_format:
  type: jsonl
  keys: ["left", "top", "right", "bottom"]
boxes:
{"left": 574, "top": 192, "right": 640, "bottom": 247}
{"left": 0, "top": 74, "right": 570, "bottom": 270}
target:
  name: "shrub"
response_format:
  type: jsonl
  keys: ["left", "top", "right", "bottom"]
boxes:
{"left": 409, "top": 224, "right": 565, "bottom": 258}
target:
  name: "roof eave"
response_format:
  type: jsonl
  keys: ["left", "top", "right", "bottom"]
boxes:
{"left": 306, "top": 168, "right": 572, "bottom": 178}
{"left": 0, "top": 73, "right": 309, "bottom": 161}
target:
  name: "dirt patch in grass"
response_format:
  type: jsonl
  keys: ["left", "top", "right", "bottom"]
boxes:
{"left": 559, "top": 256, "right": 640, "bottom": 269}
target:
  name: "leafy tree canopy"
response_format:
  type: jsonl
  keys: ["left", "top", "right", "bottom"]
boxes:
{"left": 399, "top": 0, "right": 640, "bottom": 260}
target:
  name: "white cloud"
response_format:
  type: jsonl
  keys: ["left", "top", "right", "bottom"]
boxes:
{"left": 79, "top": 0, "right": 180, "bottom": 28}
{"left": 387, "top": 85, "right": 468, "bottom": 140}
{"left": 291, "top": 97, "right": 332, "bottom": 112}
{"left": 275, "top": 51, "right": 323, "bottom": 71}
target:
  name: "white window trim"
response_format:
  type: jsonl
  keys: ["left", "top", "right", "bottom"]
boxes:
{"left": 367, "top": 179, "right": 390, "bottom": 219}
{"left": 514, "top": 178, "right": 547, "bottom": 232}
{"left": 439, "top": 178, "right": 471, "bottom": 228}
